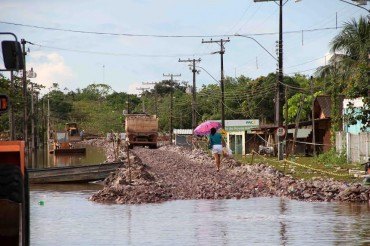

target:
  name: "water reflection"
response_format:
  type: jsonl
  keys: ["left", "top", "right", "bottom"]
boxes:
{"left": 30, "top": 189, "right": 370, "bottom": 246}
{"left": 28, "top": 144, "right": 106, "bottom": 169}
{"left": 279, "top": 199, "right": 287, "bottom": 246}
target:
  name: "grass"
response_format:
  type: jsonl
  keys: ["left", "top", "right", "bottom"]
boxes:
{"left": 235, "top": 153, "right": 362, "bottom": 183}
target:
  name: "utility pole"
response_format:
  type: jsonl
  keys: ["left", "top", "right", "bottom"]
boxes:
{"left": 31, "top": 83, "right": 34, "bottom": 167}
{"left": 126, "top": 94, "right": 130, "bottom": 114}
{"left": 9, "top": 71, "right": 15, "bottom": 140}
{"left": 311, "top": 76, "right": 316, "bottom": 157}
{"left": 201, "top": 38, "right": 230, "bottom": 129}
{"left": 142, "top": 82, "right": 159, "bottom": 116}
{"left": 27, "top": 68, "right": 37, "bottom": 156}
{"left": 285, "top": 86, "right": 288, "bottom": 157}
{"left": 21, "top": 39, "right": 28, "bottom": 152}
{"left": 254, "top": 0, "right": 300, "bottom": 161}
{"left": 47, "top": 92, "right": 50, "bottom": 167}
{"left": 163, "top": 73, "right": 181, "bottom": 145}
{"left": 277, "top": 0, "right": 284, "bottom": 161}
{"left": 178, "top": 58, "right": 201, "bottom": 132}
{"left": 136, "top": 87, "right": 150, "bottom": 113}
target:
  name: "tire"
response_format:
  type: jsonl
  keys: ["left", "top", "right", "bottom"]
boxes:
{"left": 129, "top": 144, "right": 134, "bottom": 149}
{"left": 0, "top": 164, "right": 24, "bottom": 203}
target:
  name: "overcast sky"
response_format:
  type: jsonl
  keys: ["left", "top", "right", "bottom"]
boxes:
{"left": 0, "top": 0, "right": 366, "bottom": 94}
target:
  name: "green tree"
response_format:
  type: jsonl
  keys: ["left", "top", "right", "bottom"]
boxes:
{"left": 316, "top": 16, "right": 370, "bottom": 132}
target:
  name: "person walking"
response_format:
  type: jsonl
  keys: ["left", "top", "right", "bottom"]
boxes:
{"left": 208, "top": 127, "right": 225, "bottom": 172}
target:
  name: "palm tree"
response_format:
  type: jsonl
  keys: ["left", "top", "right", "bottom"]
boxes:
{"left": 316, "top": 16, "right": 369, "bottom": 84}
{"left": 331, "top": 16, "right": 370, "bottom": 63}
{"left": 315, "top": 16, "right": 370, "bottom": 134}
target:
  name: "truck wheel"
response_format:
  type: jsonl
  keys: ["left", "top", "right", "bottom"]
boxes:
{"left": 0, "top": 164, "right": 24, "bottom": 203}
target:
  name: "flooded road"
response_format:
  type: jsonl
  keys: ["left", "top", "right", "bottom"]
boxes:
{"left": 30, "top": 185, "right": 370, "bottom": 245}
{"left": 29, "top": 144, "right": 106, "bottom": 169}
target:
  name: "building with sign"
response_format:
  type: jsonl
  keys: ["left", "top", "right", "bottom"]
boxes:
{"left": 216, "top": 119, "right": 260, "bottom": 155}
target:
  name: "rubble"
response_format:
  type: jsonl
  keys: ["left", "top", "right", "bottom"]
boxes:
{"left": 89, "top": 142, "right": 370, "bottom": 204}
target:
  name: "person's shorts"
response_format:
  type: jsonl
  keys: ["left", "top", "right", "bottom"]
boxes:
{"left": 212, "top": 144, "right": 223, "bottom": 154}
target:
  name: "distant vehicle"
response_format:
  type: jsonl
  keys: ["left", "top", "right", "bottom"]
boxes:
{"left": 50, "top": 131, "right": 86, "bottom": 155}
{"left": 125, "top": 114, "right": 158, "bottom": 149}
{"left": 65, "top": 122, "right": 81, "bottom": 142}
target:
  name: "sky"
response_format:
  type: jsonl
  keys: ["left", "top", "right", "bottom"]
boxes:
{"left": 0, "top": 0, "right": 367, "bottom": 94}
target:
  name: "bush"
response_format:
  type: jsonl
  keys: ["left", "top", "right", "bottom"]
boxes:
{"left": 315, "top": 148, "right": 347, "bottom": 166}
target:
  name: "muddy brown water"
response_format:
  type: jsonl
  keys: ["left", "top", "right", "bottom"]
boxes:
{"left": 30, "top": 184, "right": 370, "bottom": 245}
{"left": 28, "top": 144, "right": 106, "bottom": 169}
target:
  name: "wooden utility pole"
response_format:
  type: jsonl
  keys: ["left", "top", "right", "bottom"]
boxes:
{"left": 47, "top": 93, "right": 50, "bottom": 166}
{"left": 142, "top": 82, "right": 159, "bottom": 116}
{"left": 126, "top": 143, "right": 132, "bottom": 184}
{"left": 311, "top": 76, "right": 316, "bottom": 156}
{"left": 9, "top": 71, "right": 15, "bottom": 140}
{"left": 277, "top": 0, "right": 284, "bottom": 161}
{"left": 30, "top": 83, "right": 35, "bottom": 167}
{"left": 285, "top": 86, "right": 288, "bottom": 157}
{"left": 136, "top": 87, "right": 150, "bottom": 113}
{"left": 178, "top": 58, "right": 201, "bottom": 132}
{"left": 163, "top": 73, "right": 181, "bottom": 145}
{"left": 291, "top": 94, "right": 305, "bottom": 156}
{"left": 253, "top": 0, "right": 286, "bottom": 159}
{"left": 21, "top": 39, "right": 28, "bottom": 151}
{"left": 201, "top": 38, "right": 230, "bottom": 129}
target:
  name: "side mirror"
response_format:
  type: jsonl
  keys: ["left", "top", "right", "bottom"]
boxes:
{"left": 1, "top": 41, "right": 24, "bottom": 70}
{"left": 0, "top": 94, "right": 9, "bottom": 113}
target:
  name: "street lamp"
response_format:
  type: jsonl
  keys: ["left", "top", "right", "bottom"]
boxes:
{"left": 234, "top": 34, "right": 278, "bottom": 61}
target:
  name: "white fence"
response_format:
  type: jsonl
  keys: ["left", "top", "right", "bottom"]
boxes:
{"left": 336, "top": 132, "right": 370, "bottom": 163}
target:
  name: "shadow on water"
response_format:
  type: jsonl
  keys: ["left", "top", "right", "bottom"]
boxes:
{"left": 28, "top": 144, "right": 106, "bottom": 169}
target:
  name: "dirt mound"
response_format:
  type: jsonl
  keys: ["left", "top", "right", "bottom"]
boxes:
{"left": 90, "top": 145, "right": 370, "bottom": 204}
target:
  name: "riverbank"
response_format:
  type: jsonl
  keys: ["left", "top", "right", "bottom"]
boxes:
{"left": 89, "top": 142, "right": 369, "bottom": 204}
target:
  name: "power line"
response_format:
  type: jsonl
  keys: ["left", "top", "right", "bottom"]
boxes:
{"left": 0, "top": 20, "right": 346, "bottom": 38}
{"left": 285, "top": 56, "right": 326, "bottom": 69}
{"left": 29, "top": 42, "right": 212, "bottom": 58}
{"left": 0, "top": 20, "right": 230, "bottom": 38}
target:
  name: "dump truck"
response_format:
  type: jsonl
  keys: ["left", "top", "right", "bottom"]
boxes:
{"left": 0, "top": 141, "right": 30, "bottom": 245}
{"left": 125, "top": 114, "right": 158, "bottom": 149}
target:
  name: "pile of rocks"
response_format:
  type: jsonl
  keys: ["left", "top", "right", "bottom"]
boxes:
{"left": 89, "top": 144, "right": 369, "bottom": 204}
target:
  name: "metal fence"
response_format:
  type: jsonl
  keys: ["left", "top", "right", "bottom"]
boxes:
{"left": 336, "top": 131, "right": 370, "bottom": 163}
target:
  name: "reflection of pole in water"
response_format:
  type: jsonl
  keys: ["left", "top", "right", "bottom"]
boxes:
{"left": 194, "top": 201, "right": 229, "bottom": 245}
{"left": 279, "top": 199, "right": 288, "bottom": 246}
{"left": 127, "top": 206, "right": 132, "bottom": 245}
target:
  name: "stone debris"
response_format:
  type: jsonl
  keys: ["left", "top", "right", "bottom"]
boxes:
{"left": 88, "top": 141, "right": 370, "bottom": 204}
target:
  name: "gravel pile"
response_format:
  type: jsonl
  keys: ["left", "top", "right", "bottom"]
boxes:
{"left": 90, "top": 144, "right": 370, "bottom": 204}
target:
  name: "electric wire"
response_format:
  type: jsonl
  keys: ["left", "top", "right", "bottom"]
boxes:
{"left": 0, "top": 20, "right": 348, "bottom": 38}
{"left": 29, "top": 42, "right": 213, "bottom": 58}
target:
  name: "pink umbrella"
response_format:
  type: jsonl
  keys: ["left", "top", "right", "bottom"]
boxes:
{"left": 194, "top": 121, "right": 222, "bottom": 136}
